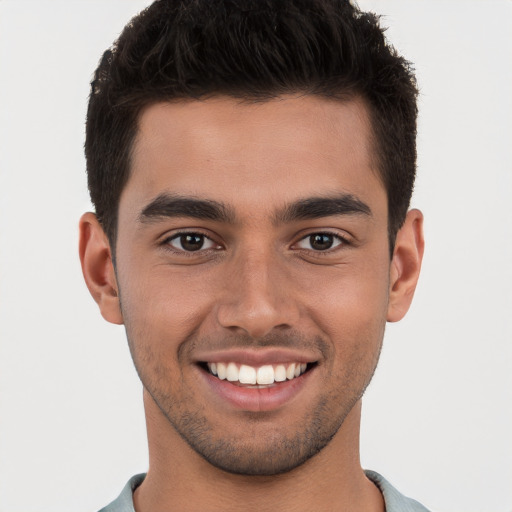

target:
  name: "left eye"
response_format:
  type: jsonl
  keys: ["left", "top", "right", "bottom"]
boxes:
{"left": 295, "top": 233, "right": 344, "bottom": 251}
{"left": 167, "top": 233, "right": 218, "bottom": 252}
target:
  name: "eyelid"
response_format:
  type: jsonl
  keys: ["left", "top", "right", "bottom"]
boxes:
{"left": 158, "top": 228, "right": 352, "bottom": 254}
{"left": 292, "top": 230, "right": 352, "bottom": 251}
{"left": 160, "top": 229, "right": 223, "bottom": 252}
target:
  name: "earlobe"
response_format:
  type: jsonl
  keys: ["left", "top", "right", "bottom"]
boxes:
{"left": 387, "top": 209, "right": 424, "bottom": 322}
{"left": 79, "top": 212, "right": 124, "bottom": 325}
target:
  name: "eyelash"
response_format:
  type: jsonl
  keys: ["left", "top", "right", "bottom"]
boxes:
{"left": 293, "top": 231, "right": 351, "bottom": 254}
{"left": 161, "top": 230, "right": 222, "bottom": 255}
{"left": 161, "top": 229, "right": 351, "bottom": 256}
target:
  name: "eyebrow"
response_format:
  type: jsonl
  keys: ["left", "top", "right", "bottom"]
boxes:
{"left": 274, "top": 195, "right": 372, "bottom": 224}
{"left": 138, "top": 192, "right": 371, "bottom": 225}
{"left": 139, "top": 193, "right": 235, "bottom": 224}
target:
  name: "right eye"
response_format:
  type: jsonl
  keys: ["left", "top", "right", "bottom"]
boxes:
{"left": 166, "top": 233, "right": 219, "bottom": 252}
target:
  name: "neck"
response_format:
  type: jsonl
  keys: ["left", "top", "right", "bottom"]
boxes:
{"left": 134, "top": 391, "right": 384, "bottom": 512}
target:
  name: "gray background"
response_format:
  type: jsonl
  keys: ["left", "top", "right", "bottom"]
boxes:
{"left": 0, "top": 1, "right": 511, "bottom": 510}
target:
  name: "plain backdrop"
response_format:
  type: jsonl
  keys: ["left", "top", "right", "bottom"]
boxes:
{"left": 0, "top": 1, "right": 511, "bottom": 511}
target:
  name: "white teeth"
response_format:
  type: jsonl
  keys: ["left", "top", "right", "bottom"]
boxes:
{"left": 226, "top": 362, "right": 239, "bottom": 382}
{"left": 239, "top": 364, "right": 257, "bottom": 384}
{"left": 256, "top": 365, "right": 274, "bottom": 385}
{"left": 216, "top": 362, "right": 227, "bottom": 380}
{"left": 206, "top": 361, "right": 309, "bottom": 385}
{"left": 286, "top": 363, "right": 296, "bottom": 380}
{"left": 274, "top": 364, "right": 287, "bottom": 382}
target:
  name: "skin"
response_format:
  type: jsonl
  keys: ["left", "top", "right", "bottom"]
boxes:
{"left": 80, "top": 95, "right": 424, "bottom": 512}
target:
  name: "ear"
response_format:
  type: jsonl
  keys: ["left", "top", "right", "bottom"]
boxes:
{"left": 79, "top": 212, "right": 124, "bottom": 325}
{"left": 387, "top": 209, "right": 424, "bottom": 322}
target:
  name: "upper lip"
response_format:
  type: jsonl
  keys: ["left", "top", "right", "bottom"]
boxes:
{"left": 193, "top": 348, "right": 318, "bottom": 366}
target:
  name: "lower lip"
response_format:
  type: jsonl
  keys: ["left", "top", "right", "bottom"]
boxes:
{"left": 199, "top": 367, "right": 314, "bottom": 412}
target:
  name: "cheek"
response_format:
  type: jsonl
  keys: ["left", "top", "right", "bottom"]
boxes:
{"left": 117, "top": 262, "right": 218, "bottom": 353}
{"left": 311, "top": 275, "right": 388, "bottom": 392}
{"left": 302, "top": 258, "right": 390, "bottom": 351}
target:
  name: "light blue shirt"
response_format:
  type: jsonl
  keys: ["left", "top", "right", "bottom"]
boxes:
{"left": 98, "top": 470, "right": 430, "bottom": 511}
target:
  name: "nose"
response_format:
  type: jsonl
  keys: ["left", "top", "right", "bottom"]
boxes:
{"left": 216, "top": 249, "right": 300, "bottom": 338}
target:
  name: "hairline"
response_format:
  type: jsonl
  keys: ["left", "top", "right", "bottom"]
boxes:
{"left": 107, "top": 91, "right": 395, "bottom": 259}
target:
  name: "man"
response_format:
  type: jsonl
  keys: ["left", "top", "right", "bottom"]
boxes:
{"left": 79, "top": 0, "right": 426, "bottom": 510}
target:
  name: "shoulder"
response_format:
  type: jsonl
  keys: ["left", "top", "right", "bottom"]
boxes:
{"left": 365, "top": 470, "right": 431, "bottom": 512}
{"left": 97, "top": 471, "right": 430, "bottom": 512}
{"left": 97, "top": 474, "right": 146, "bottom": 512}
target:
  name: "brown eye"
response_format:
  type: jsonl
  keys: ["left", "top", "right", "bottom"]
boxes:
{"left": 168, "top": 233, "right": 217, "bottom": 252}
{"left": 296, "top": 232, "right": 345, "bottom": 251}
{"left": 309, "top": 234, "right": 334, "bottom": 250}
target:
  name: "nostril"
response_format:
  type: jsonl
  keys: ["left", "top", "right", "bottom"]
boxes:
{"left": 215, "top": 291, "right": 300, "bottom": 338}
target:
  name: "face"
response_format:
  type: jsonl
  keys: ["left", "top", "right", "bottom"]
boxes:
{"left": 98, "top": 96, "right": 406, "bottom": 475}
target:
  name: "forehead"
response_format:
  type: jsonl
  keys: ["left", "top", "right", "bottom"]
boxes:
{"left": 123, "top": 95, "right": 385, "bottom": 220}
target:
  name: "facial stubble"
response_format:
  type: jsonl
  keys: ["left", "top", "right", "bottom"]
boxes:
{"left": 124, "top": 322, "right": 384, "bottom": 477}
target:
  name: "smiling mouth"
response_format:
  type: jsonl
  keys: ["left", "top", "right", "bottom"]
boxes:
{"left": 200, "top": 361, "right": 315, "bottom": 387}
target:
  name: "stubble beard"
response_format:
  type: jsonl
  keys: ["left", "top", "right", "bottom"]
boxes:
{"left": 147, "top": 382, "right": 356, "bottom": 476}
{"left": 128, "top": 332, "right": 382, "bottom": 477}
